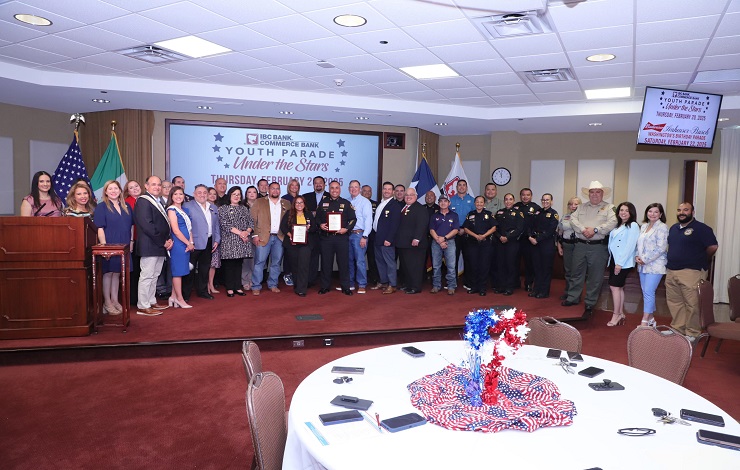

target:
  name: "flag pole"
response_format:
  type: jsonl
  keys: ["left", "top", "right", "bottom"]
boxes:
{"left": 456, "top": 142, "right": 460, "bottom": 153}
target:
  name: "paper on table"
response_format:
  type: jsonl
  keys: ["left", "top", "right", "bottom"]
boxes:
{"left": 304, "top": 412, "right": 383, "bottom": 446}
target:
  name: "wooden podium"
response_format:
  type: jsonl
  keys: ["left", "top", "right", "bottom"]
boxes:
{"left": 0, "top": 217, "right": 96, "bottom": 339}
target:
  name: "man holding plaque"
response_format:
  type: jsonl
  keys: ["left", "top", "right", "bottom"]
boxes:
{"left": 316, "top": 181, "right": 356, "bottom": 295}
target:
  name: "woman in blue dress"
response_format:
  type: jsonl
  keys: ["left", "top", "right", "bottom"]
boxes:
{"left": 166, "top": 186, "right": 195, "bottom": 309}
{"left": 93, "top": 181, "right": 134, "bottom": 315}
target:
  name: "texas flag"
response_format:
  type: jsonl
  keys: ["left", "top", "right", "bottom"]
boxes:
{"left": 409, "top": 157, "right": 440, "bottom": 204}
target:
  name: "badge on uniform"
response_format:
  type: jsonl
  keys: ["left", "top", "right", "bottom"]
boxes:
{"left": 484, "top": 214, "right": 489, "bottom": 219}
{"left": 684, "top": 228, "right": 693, "bottom": 235}
{"left": 384, "top": 210, "right": 389, "bottom": 217}
{"left": 545, "top": 213, "right": 551, "bottom": 218}
{"left": 529, "top": 207, "right": 535, "bottom": 213}
{"left": 511, "top": 211, "right": 516, "bottom": 216}
{"left": 339, "top": 203, "right": 345, "bottom": 209}
{"left": 323, "top": 202, "right": 329, "bottom": 208}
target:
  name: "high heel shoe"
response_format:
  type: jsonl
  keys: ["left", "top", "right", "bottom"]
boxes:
{"left": 209, "top": 287, "right": 220, "bottom": 294}
{"left": 168, "top": 297, "right": 192, "bottom": 309}
{"left": 640, "top": 318, "right": 657, "bottom": 327}
{"left": 103, "top": 302, "right": 121, "bottom": 315}
{"left": 607, "top": 313, "right": 625, "bottom": 327}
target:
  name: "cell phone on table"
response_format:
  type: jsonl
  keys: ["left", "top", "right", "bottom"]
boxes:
{"left": 402, "top": 346, "right": 425, "bottom": 357}
{"left": 696, "top": 429, "right": 740, "bottom": 451}
{"left": 681, "top": 409, "right": 725, "bottom": 427}
{"left": 567, "top": 351, "right": 584, "bottom": 362}
{"left": 319, "top": 410, "right": 364, "bottom": 426}
{"left": 331, "top": 366, "right": 365, "bottom": 374}
{"left": 578, "top": 366, "right": 604, "bottom": 378}
{"left": 546, "top": 348, "right": 562, "bottom": 359}
{"left": 380, "top": 413, "right": 427, "bottom": 432}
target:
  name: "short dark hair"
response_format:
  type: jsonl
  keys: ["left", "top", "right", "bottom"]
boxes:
{"left": 268, "top": 182, "right": 280, "bottom": 189}
{"left": 382, "top": 181, "right": 394, "bottom": 189}
{"left": 457, "top": 179, "right": 467, "bottom": 186}
{"left": 225, "top": 186, "right": 242, "bottom": 203}
{"left": 616, "top": 202, "right": 637, "bottom": 228}
{"left": 313, "top": 176, "right": 326, "bottom": 184}
{"left": 643, "top": 203, "right": 667, "bottom": 223}
{"left": 258, "top": 178, "right": 269, "bottom": 185}
{"left": 679, "top": 201, "right": 695, "bottom": 212}
{"left": 520, "top": 187, "right": 532, "bottom": 196}
{"left": 349, "top": 179, "right": 361, "bottom": 186}
{"left": 485, "top": 183, "right": 497, "bottom": 189}
{"left": 172, "top": 175, "right": 184, "bottom": 184}
{"left": 395, "top": 184, "right": 405, "bottom": 190}
{"left": 194, "top": 184, "right": 208, "bottom": 191}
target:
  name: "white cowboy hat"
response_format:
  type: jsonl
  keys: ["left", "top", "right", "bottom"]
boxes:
{"left": 581, "top": 180, "right": 612, "bottom": 198}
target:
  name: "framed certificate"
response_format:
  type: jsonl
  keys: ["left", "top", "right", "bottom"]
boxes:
{"left": 327, "top": 212, "right": 343, "bottom": 232}
{"left": 292, "top": 225, "right": 307, "bottom": 244}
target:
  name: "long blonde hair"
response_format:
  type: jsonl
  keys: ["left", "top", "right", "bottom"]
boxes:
{"left": 101, "top": 180, "right": 130, "bottom": 214}
{"left": 65, "top": 181, "right": 96, "bottom": 213}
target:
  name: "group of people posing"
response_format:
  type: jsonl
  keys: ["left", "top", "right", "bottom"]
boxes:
{"left": 21, "top": 171, "right": 718, "bottom": 341}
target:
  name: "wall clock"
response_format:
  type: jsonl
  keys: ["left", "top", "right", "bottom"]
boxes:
{"left": 492, "top": 167, "right": 511, "bottom": 186}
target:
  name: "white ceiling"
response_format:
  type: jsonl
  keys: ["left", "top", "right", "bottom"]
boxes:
{"left": 0, "top": 0, "right": 739, "bottom": 135}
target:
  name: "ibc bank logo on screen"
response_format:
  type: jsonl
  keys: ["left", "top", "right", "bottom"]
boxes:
{"left": 245, "top": 134, "right": 259, "bottom": 145}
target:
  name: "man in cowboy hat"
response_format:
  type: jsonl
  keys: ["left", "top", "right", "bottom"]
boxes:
{"left": 561, "top": 181, "right": 617, "bottom": 317}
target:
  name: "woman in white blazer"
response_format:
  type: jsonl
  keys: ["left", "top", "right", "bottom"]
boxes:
{"left": 607, "top": 202, "right": 640, "bottom": 327}
{"left": 635, "top": 203, "right": 669, "bottom": 327}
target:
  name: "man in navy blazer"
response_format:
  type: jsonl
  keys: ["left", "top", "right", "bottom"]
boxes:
{"left": 183, "top": 184, "right": 221, "bottom": 300}
{"left": 371, "top": 181, "right": 401, "bottom": 294}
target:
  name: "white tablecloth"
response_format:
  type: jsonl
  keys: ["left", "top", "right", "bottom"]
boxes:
{"left": 284, "top": 341, "right": 739, "bottom": 470}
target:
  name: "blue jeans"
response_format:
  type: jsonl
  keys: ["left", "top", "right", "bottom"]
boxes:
{"left": 431, "top": 239, "right": 456, "bottom": 289}
{"left": 252, "top": 235, "right": 283, "bottom": 290}
{"left": 639, "top": 272, "right": 664, "bottom": 314}
{"left": 348, "top": 232, "right": 368, "bottom": 288}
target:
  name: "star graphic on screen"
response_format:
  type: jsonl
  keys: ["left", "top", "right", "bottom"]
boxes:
{"left": 216, "top": 156, "right": 223, "bottom": 162}
{"left": 214, "top": 133, "right": 224, "bottom": 142}
{"left": 340, "top": 160, "right": 346, "bottom": 166}
{"left": 337, "top": 139, "right": 345, "bottom": 147}
{"left": 212, "top": 145, "right": 221, "bottom": 152}
{"left": 661, "top": 91, "right": 665, "bottom": 95}
{"left": 335, "top": 167, "right": 340, "bottom": 172}
{"left": 224, "top": 163, "right": 230, "bottom": 168}
{"left": 341, "top": 150, "right": 348, "bottom": 157}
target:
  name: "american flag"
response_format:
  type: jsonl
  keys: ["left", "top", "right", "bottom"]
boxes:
{"left": 52, "top": 133, "right": 92, "bottom": 203}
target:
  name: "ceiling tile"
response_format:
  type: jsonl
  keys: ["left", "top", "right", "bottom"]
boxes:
{"left": 635, "top": 57, "right": 700, "bottom": 76}
{"left": 435, "top": 87, "right": 488, "bottom": 99}
{"left": 706, "top": 36, "right": 740, "bottom": 56}
{"left": 335, "top": 84, "right": 389, "bottom": 96}
{"left": 343, "top": 28, "right": 422, "bottom": 54}
{"left": 242, "top": 66, "right": 301, "bottom": 82}
{"left": 0, "top": 3, "right": 86, "bottom": 33}
{"left": 198, "top": 26, "right": 280, "bottom": 52}
{"left": 328, "top": 54, "right": 389, "bottom": 73}
{"left": 634, "top": 71, "right": 694, "bottom": 87}
{"left": 163, "top": 59, "right": 230, "bottom": 76}
{"left": 448, "top": 97, "right": 497, "bottom": 107}
{"left": 200, "top": 52, "right": 271, "bottom": 73}
{"left": 481, "top": 84, "right": 534, "bottom": 96}
{"left": 527, "top": 80, "right": 581, "bottom": 93}
{"left": 95, "top": 13, "right": 187, "bottom": 43}
{"left": 559, "top": 25, "right": 633, "bottom": 51}
{"left": 448, "top": 58, "right": 513, "bottom": 76}
{"left": 56, "top": 26, "right": 140, "bottom": 51}
{"left": 637, "top": 16, "right": 721, "bottom": 43}
{"left": 549, "top": 0, "right": 634, "bottom": 31}
{"left": 369, "top": 0, "right": 466, "bottom": 27}
{"left": 130, "top": 66, "right": 193, "bottom": 80}
{"left": 83, "top": 51, "right": 159, "bottom": 70}
{"left": 302, "top": 2, "right": 397, "bottom": 34}
{"left": 248, "top": 14, "right": 333, "bottom": 44}
{"left": 491, "top": 33, "right": 564, "bottom": 58}
{"left": 579, "top": 76, "right": 633, "bottom": 89}
{"left": 374, "top": 80, "right": 430, "bottom": 93}
{"left": 699, "top": 53, "right": 740, "bottom": 71}
{"left": 280, "top": 61, "right": 350, "bottom": 78}
{"left": 428, "top": 41, "right": 499, "bottom": 63}
{"left": 244, "top": 45, "right": 315, "bottom": 66}
{"left": 636, "top": 39, "right": 709, "bottom": 61}
{"left": 200, "top": 73, "right": 265, "bottom": 86}
{"left": 190, "top": 0, "right": 295, "bottom": 24}
{"left": 100, "top": 0, "right": 177, "bottom": 12}
{"left": 373, "top": 48, "right": 442, "bottom": 68}
{"left": 573, "top": 62, "right": 633, "bottom": 80}
{"left": 493, "top": 94, "right": 541, "bottom": 104}
{"left": 636, "top": 0, "right": 729, "bottom": 22}
{"left": 21, "top": 35, "right": 105, "bottom": 59}
{"left": 20, "top": 0, "right": 130, "bottom": 24}
{"left": 688, "top": 81, "right": 740, "bottom": 94}
{"left": 139, "top": 2, "right": 237, "bottom": 34}
{"left": 537, "top": 90, "right": 586, "bottom": 103}
{"left": 393, "top": 89, "right": 447, "bottom": 100}
{"left": 273, "top": 78, "right": 328, "bottom": 91}
{"left": 0, "top": 18, "right": 47, "bottom": 43}
{"left": 352, "top": 68, "right": 412, "bottom": 84}
{"left": 505, "top": 52, "right": 570, "bottom": 72}
{"left": 730, "top": 0, "right": 740, "bottom": 13}
{"left": 466, "top": 72, "right": 523, "bottom": 87}
{"left": 45, "top": 59, "right": 119, "bottom": 75}
{"left": 0, "top": 43, "right": 68, "bottom": 65}
{"left": 403, "top": 19, "right": 485, "bottom": 48}
{"left": 290, "top": 37, "right": 366, "bottom": 60}
{"left": 422, "top": 76, "right": 474, "bottom": 90}
{"left": 716, "top": 12, "right": 740, "bottom": 37}
{"left": 277, "top": 0, "right": 364, "bottom": 13}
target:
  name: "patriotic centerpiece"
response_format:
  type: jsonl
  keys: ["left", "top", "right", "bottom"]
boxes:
{"left": 407, "top": 307, "right": 577, "bottom": 432}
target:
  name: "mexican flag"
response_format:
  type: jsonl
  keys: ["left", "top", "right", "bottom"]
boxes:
{"left": 90, "top": 131, "right": 127, "bottom": 200}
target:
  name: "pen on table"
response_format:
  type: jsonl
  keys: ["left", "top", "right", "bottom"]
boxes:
{"left": 375, "top": 413, "right": 381, "bottom": 430}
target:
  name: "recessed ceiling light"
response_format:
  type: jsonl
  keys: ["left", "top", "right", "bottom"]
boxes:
{"left": 356, "top": 116, "right": 369, "bottom": 120}
{"left": 279, "top": 111, "right": 294, "bottom": 115}
{"left": 435, "top": 122, "right": 448, "bottom": 126}
{"left": 197, "top": 106, "right": 212, "bottom": 110}
{"left": 588, "top": 122, "right": 603, "bottom": 126}
{"left": 92, "top": 99, "right": 110, "bottom": 103}
{"left": 14, "top": 14, "right": 52, "bottom": 26}
{"left": 154, "top": 36, "right": 231, "bottom": 58}
{"left": 586, "top": 53, "right": 616, "bottom": 63}
{"left": 334, "top": 15, "right": 367, "bottom": 27}
{"left": 400, "top": 64, "right": 459, "bottom": 80}
{"left": 585, "top": 87, "right": 631, "bottom": 100}
{"left": 718, "top": 117, "right": 729, "bottom": 122}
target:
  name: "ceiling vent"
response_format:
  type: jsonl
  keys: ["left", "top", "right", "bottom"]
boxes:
{"left": 117, "top": 45, "right": 188, "bottom": 64}
{"left": 472, "top": 10, "right": 552, "bottom": 39}
{"left": 317, "top": 61, "right": 336, "bottom": 69}
{"left": 520, "top": 68, "right": 574, "bottom": 83}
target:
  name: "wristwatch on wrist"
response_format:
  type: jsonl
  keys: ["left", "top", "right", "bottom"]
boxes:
{"left": 594, "top": 228, "right": 599, "bottom": 234}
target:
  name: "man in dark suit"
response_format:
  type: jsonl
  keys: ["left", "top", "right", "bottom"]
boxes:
{"left": 183, "top": 184, "right": 220, "bottom": 300}
{"left": 371, "top": 181, "right": 401, "bottom": 294}
{"left": 396, "top": 188, "right": 430, "bottom": 294}
{"left": 134, "top": 176, "right": 173, "bottom": 316}
{"left": 302, "top": 176, "right": 328, "bottom": 285}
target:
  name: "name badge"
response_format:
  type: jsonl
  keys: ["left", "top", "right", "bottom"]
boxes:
{"left": 684, "top": 228, "right": 693, "bottom": 235}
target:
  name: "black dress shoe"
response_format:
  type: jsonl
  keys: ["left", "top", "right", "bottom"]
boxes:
{"left": 503, "top": 290, "right": 513, "bottom": 296}
{"left": 479, "top": 291, "right": 486, "bottom": 296}
{"left": 296, "top": 292, "right": 306, "bottom": 297}
{"left": 467, "top": 289, "right": 480, "bottom": 295}
{"left": 405, "top": 289, "right": 420, "bottom": 294}
{"left": 235, "top": 290, "right": 246, "bottom": 296}
{"left": 493, "top": 288, "right": 504, "bottom": 294}
{"left": 535, "top": 293, "right": 549, "bottom": 299}
{"left": 561, "top": 300, "right": 578, "bottom": 307}
{"left": 559, "top": 294, "right": 568, "bottom": 300}
{"left": 342, "top": 288, "right": 353, "bottom": 296}
{"left": 584, "top": 306, "right": 594, "bottom": 316}
{"left": 198, "top": 293, "right": 214, "bottom": 300}
{"left": 227, "top": 292, "right": 235, "bottom": 298}
{"left": 318, "top": 288, "right": 329, "bottom": 294}
{"left": 528, "top": 292, "right": 537, "bottom": 297}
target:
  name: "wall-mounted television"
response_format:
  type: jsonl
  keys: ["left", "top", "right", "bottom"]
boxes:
{"left": 637, "top": 86, "right": 723, "bottom": 149}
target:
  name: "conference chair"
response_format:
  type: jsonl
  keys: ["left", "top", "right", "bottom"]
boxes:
{"left": 697, "top": 279, "right": 740, "bottom": 357}
{"left": 242, "top": 340, "right": 263, "bottom": 383}
{"left": 246, "top": 372, "right": 287, "bottom": 470}
{"left": 728, "top": 274, "right": 740, "bottom": 322}
{"left": 627, "top": 325, "right": 692, "bottom": 385}
{"left": 527, "top": 316, "right": 582, "bottom": 353}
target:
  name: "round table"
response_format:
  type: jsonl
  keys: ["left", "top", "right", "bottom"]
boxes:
{"left": 284, "top": 341, "right": 739, "bottom": 470}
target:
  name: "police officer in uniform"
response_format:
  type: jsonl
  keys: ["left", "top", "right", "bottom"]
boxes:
{"left": 493, "top": 193, "right": 524, "bottom": 295}
{"left": 462, "top": 196, "right": 498, "bottom": 296}
{"left": 528, "top": 193, "right": 559, "bottom": 298}
{"left": 316, "top": 181, "right": 356, "bottom": 295}
{"left": 513, "top": 188, "right": 540, "bottom": 291}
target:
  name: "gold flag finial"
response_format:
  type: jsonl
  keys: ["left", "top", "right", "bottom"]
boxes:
{"left": 422, "top": 142, "right": 427, "bottom": 158}
{"left": 69, "top": 113, "right": 85, "bottom": 131}
{"left": 111, "top": 120, "right": 117, "bottom": 131}
{"left": 456, "top": 142, "right": 460, "bottom": 152}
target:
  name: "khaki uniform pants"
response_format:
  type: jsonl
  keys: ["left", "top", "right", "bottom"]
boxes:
{"left": 665, "top": 268, "right": 707, "bottom": 337}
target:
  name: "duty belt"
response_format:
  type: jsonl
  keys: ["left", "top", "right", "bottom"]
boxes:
{"left": 576, "top": 238, "right": 607, "bottom": 245}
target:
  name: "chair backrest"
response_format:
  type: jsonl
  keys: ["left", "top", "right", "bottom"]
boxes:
{"left": 242, "top": 340, "right": 262, "bottom": 383}
{"left": 627, "top": 325, "right": 692, "bottom": 385}
{"left": 728, "top": 274, "right": 740, "bottom": 321}
{"left": 527, "top": 316, "right": 582, "bottom": 353}
{"left": 246, "top": 372, "right": 287, "bottom": 470}
{"left": 697, "top": 279, "right": 715, "bottom": 329}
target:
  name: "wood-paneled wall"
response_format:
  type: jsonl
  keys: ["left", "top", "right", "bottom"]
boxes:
{"left": 418, "top": 129, "right": 439, "bottom": 178}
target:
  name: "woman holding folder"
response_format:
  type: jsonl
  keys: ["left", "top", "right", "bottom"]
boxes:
{"left": 280, "top": 196, "right": 318, "bottom": 297}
